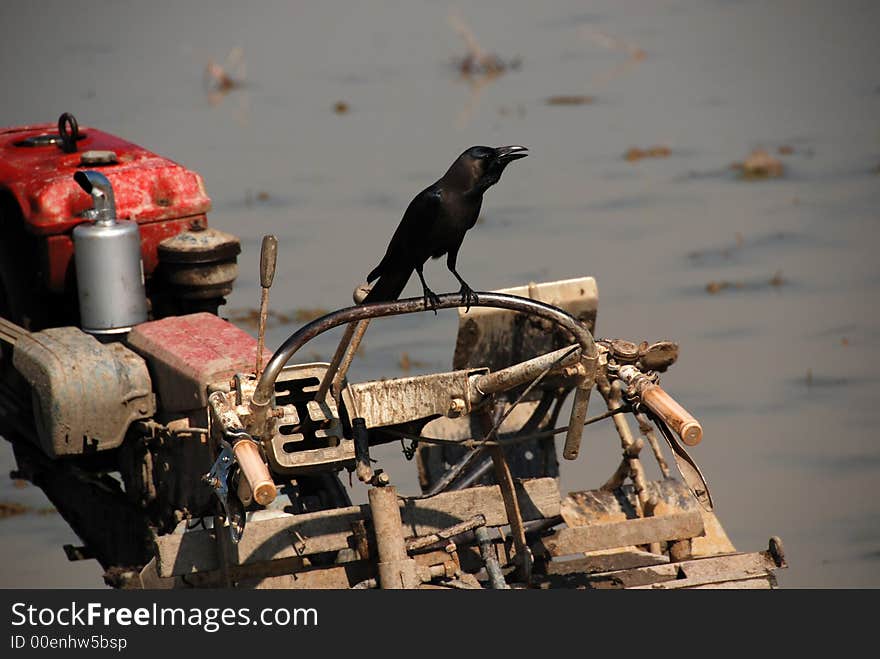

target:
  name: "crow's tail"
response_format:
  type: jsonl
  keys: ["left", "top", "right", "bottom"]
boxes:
{"left": 362, "top": 267, "right": 413, "bottom": 303}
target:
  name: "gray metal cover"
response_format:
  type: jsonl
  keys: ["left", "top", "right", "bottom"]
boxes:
{"left": 73, "top": 218, "right": 148, "bottom": 333}
{"left": 12, "top": 327, "right": 155, "bottom": 456}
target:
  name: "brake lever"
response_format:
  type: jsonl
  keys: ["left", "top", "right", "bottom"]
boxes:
{"left": 203, "top": 439, "right": 246, "bottom": 543}
{"left": 650, "top": 411, "right": 714, "bottom": 511}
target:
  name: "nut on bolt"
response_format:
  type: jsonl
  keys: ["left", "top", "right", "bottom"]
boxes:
{"left": 447, "top": 397, "right": 467, "bottom": 418}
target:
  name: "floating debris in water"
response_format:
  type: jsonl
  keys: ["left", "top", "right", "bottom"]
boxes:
{"left": 778, "top": 145, "right": 794, "bottom": 155}
{"left": 333, "top": 101, "right": 350, "bottom": 115}
{"left": 449, "top": 11, "right": 521, "bottom": 78}
{"left": 0, "top": 502, "right": 28, "bottom": 519}
{"left": 205, "top": 47, "right": 246, "bottom": 105}
{"left": 625, "top": 145, "right": 671, "bottom": 162}
{"left": 0, "top": 501, "right": 57, "bottom": 519}
{"left": 731, "top": 149, "right": 784, "bottom": 179}
{"left": 545, "top": 95, "right": 594, "bottom": 106}
{"left": 245, "top": 189, "right": 272, "bottom": 207}
{"left": 840, "top": 337, "right": 849, "bottom": 347}
{"left": 705, "top": 271, "right": 785, "bottom": 295}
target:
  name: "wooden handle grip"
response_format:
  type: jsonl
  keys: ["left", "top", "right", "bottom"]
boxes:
{"left": 233, "top": 440, "right": 277, "bottom": 506}
{"left": 259, "top": 235, "right": 278, "bottom": 289}
{"left": 642, "top": 385, "right": 703, "bottom": 446}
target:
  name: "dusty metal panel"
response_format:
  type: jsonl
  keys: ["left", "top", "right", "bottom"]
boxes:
{"left": 564, "top": 478, "right": 736, "bottom": 556}
{"left": 264, "top": 363, "right": 348, "bottom": 474}
{"left": 543, "top": 511, "right": 705, "bottom": 557}
{"left": 13, "top": 326, "right": 155, "bottom": 456}
{"left": 346, "top": 368, "right": 486, "bottom": 428}
{"left": 127, "top": 313, "right": 270, "bottom": 412}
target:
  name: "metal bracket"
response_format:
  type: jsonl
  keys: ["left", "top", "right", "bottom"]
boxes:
{"left": 203, "top": 440, "right": 246, "bottom": 543}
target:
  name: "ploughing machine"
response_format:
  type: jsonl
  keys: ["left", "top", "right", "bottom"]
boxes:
{"left": 0, "top": 114, "right": 786, "bottom": 589}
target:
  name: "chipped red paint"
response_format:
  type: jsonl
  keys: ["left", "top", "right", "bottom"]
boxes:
{"left": 0, "top": 122, "right": 213, "bottom": 292}
{"left": 127, "top": 313, "right": 272, "bottom": 413}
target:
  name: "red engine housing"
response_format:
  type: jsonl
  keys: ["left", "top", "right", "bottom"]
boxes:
{"left": 0, "top": 121, "right": 212, "bottom": 295}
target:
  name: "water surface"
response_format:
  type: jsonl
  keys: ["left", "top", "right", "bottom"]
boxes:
{"left": 1, "top": 0, "right": 878, "bottom": 587}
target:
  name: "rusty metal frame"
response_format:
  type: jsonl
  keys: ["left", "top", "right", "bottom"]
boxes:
{"left": 250, "top": 292, "right": 598, "bottom": 455}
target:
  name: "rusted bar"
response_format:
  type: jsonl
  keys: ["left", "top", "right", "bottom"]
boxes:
{"left": 405, "top": 514, "right": 486, "bottom": 552}
{"left": 368, "top": 486, "right": 420, "bottom": 589}
{"left": 255, "top": 235, "right": 277, "bottom": 376}
{"left": 597, "top": 375, "right": 659, "bottom": 553}
{"left": 636, "top": 411, "right": 671, "bottom": 479}
{"left": 476, "top": 526, "right": 509, "bottom": 589}
{"left": 489, "top": 445, "right": 532, "bottom": 583}
{"left": 316, "top": 287, "right": 370, "bottom": 405}
{"left": 250, "top": 292, "right": 598, "bottom": 443}
{"left": 601, "top": 437, "right": 644, "bottom": 492}
{"left": 331, "top": 319, "right": 370, "bottom": 403}
{"left": 314, "top": 321, "right": 359, "bottom": 404}
{"left": 472, "top": 344, "right": 581, "bottom": 399}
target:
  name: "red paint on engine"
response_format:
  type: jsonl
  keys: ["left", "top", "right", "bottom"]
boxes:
{"left": 0, "top": 122, "right": 213, "bottom": 293}
{"left": 127, "top": 313, "right": 272, "bottom": 414}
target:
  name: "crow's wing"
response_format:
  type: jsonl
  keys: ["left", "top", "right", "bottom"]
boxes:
{"left": 367, "top": 184, "right": 442, "bottom": 282}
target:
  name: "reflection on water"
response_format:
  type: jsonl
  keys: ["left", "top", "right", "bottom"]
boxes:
{"left": 1, "top": 0, "right": 878, "bottom": 588}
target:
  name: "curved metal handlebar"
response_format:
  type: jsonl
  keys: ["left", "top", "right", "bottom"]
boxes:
{"left": 249, "top": 292, "right": 598, "bottom": 459}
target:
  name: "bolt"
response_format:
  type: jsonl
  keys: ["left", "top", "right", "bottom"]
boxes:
{"left": 371, "top": 471, "right": 391, "bottom": 487}
{"left": 448, "top": 397, "right": 466, "bottom": 417}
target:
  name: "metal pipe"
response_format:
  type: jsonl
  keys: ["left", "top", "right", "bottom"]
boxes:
{"left": 315, "top": 286, "right": 371, "bottom": 404}
{"left": 476, "top": 526, "right": 509, "bottom": 589}
{"left": 313, "top": 321, "right": 359, "bottom": 403}
{"left": 73, "top": 170, "right": 116, "bottom": 225}
{"left": 331, "top": 319, "right": 370, "bottom": 403}
{"left": 368, "top": 485, "right": 420, "bottom": 589}
{"left": 250, "top": 292, "right": 598, "bottom": 444}
{"left": 471, "top": 344, "right": 582, "bottom": 399}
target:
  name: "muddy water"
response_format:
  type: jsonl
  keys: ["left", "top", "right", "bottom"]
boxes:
{"left": 1, "top": 0, "right": 878, "bottom": 588}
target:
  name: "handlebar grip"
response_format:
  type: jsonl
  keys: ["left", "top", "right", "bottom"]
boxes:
{"left": 233, "top": 439, "right": 277, "bottom": 506}
{"left": 259, "top": 235, "right": 278, "bottom": 289}
{"left": 641, "top": 384, "right": 703, "bottom": 446}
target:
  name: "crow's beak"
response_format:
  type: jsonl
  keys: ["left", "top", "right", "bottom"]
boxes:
{"left": 495, "top": 145, "right": 529, "bottom": 162}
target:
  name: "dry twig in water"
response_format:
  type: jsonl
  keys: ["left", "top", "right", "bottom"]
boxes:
{"left": 205, "top": 47, "right": 246, "bottom": 105}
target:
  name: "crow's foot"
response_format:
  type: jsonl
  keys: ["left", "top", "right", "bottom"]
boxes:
{"left": 458, "top": 284, "right": 479, "bottom": 312}
{"left": 422, "top": 287, "right": 441, "bottom": 314}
